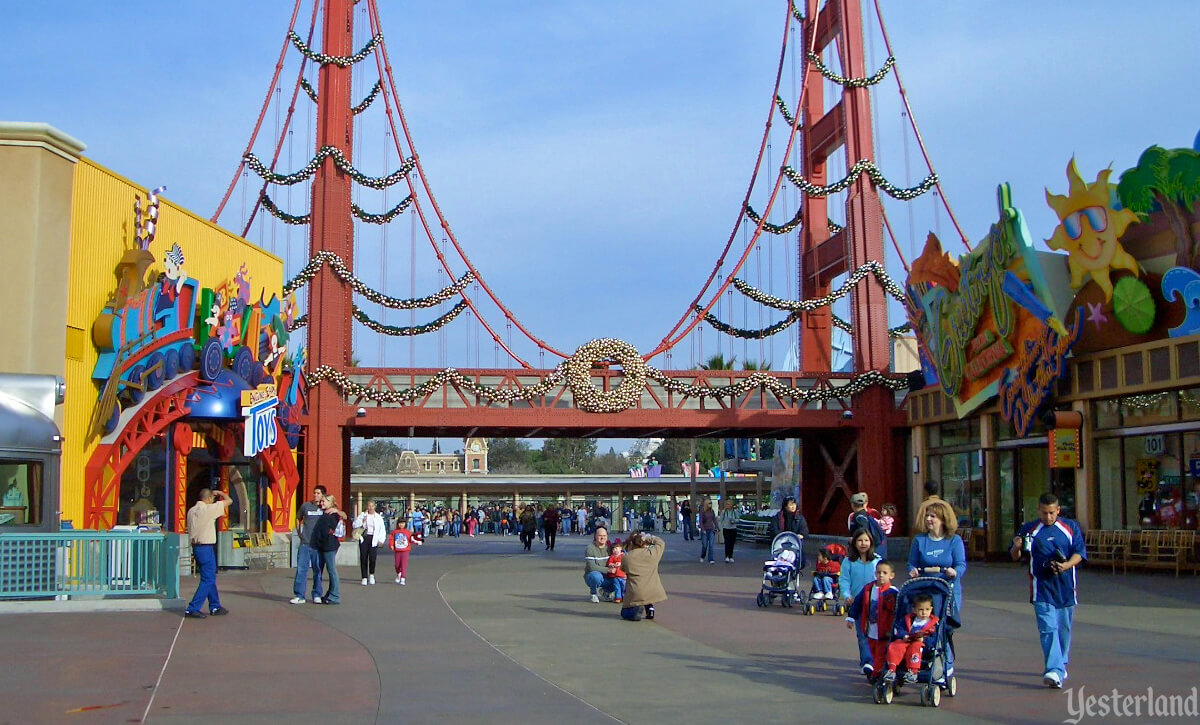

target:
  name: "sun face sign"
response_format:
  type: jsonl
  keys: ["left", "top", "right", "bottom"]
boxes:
{"left": 1045, "top": 158, "right": 1139, "bottom": 301}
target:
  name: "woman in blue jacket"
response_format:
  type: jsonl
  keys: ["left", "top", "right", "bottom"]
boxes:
{"left": 907, "top": 499, "right": 966, "bottom": 674}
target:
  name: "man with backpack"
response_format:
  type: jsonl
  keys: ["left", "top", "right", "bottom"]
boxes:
{"left": 848, "top": 492, "right": 887, "bottom": 558}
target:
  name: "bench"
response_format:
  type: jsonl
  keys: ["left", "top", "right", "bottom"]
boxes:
{"left": 1126, "top": 529, "right": 1194, "bottom": 577}
{"left": 1087, "top": 530, "right": 1132, "bottom": 574}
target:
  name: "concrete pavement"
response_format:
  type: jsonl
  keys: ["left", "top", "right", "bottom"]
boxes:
{"left": 2, "top": 530, "right": 1198, "bottom": 724}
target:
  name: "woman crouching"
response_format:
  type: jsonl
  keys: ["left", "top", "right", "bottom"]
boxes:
{"left": 620, "top": 531, "right": 667, "bottom": 621}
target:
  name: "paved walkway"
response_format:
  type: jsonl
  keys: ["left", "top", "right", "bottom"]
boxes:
{"left": 2, "top": 532, "right": 1198, "bottom": 724}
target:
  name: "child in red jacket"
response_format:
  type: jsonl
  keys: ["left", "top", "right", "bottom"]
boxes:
{"left": 387, "top": 523, "right": 414, "bottom": 585}
{"left": 813, "top": 548, "right": 842, "bottom": 600}
{"left": 605, "top": 540, "right": 627, "bottom": 603}
{"left": 846, "top": 561, "right": 898, "bottom": 681}
{"left": 883, "top": 593, "right": 939, "bottom": 683}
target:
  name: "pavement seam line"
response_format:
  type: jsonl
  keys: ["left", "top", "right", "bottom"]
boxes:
{"left": 434, "top": 564, "right": 626, "bottom": 724}
{"left": 140, "top": 616, "right": 185, "bottom": 723}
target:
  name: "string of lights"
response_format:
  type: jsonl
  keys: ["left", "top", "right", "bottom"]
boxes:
{"left": 696, "top": 306, "right": 801, "bottom": 339}
{"left": 244, "top": 145, "right": 415, "bottom": 189}
{"left": 775, "top": 95, "right": 796, "bottom": 127}
{"left": 745, "top": 204, "right": 802, "bottom": 235}
{"left": 282, "top": 250, "right": 474, "bottom": 309}
{"left": 351, "top": 81, "right": 382, "bottom": 115}
{"left": 259, "top": 192, "right": 414, "bottom": 226}
{"left": 782, "top": 159, "right": 937, "bottom": 201}
{"left": 300, "top": 78, "right": 318, "bottom": 103}
{"left": 305, "top": 339, "right": 907, "bottom": 411}
{"left": 288, "top": 31, "right": 383, "bottom": 67}
{"left": 353, "top": 301, "right": 467, "bottom": 336}
{"left": 830, "top": 313, "right": 913, "bottom": 339}
{"left": 806, "top": 52, "right": 895, "bottom": 88}
{"left": 732, "top": 260, "right": 906, "bottom": 312}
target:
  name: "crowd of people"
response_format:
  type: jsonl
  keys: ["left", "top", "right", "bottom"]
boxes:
{"left": 172, "top": 477, "right": 1087, "bottom": 697}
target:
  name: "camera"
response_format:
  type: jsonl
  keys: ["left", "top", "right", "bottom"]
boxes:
{"left": 356, "top": 407, "right": 367, "bottom": 418}
{"left": 1043, "top": 548, "right": 1067, "bottom": 575}
{"left": 842, "top": 410, "right": 854, "bottom": 420}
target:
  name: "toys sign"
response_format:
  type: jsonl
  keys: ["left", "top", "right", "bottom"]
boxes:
{"left": 241, "top": 384, "right": 278, "bottom": 457}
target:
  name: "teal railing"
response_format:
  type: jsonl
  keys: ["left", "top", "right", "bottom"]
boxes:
{"left": 0, "top": 531, "right": 179, "bottom": 600}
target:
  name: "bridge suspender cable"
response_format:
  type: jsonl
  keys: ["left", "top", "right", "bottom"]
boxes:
{"left": 870, "top": 0, "right": 970, "bottom": 252}
{"left": 212, "top": 0, "right": 305, "bottom": 224}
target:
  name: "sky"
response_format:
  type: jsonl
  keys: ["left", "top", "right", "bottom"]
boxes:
{"left": 6, "top": 1, "right": 1200, "bottom": 453}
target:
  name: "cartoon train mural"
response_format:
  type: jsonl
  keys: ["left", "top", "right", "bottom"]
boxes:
{"left": 82, "top": 189, "right": 306, "bottom": 532}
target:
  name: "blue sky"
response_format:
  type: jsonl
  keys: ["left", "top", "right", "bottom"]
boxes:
{"left": 6, "top": 1, "right": 1200, "bottom": 452}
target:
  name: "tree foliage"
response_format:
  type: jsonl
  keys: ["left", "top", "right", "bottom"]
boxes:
{"left": 355, "top": 439, "right": 405, "bottom": 473}
{"left": 487, "top": 438, "right": 536, "bottom": 474}
{"left": 1118, "top": 145, "right": 1200, "bottom": 268}
{"left": 700, "top": 353, "right": 736, "bottom": 370}
{"left": 650, "top": 438, "right": 721, "bottom": 471}
{"left": 537, "top": 438, "right": 598, "bottom": 474}
{"left": 589, "top": 447, "right": 631, "bottom": 474}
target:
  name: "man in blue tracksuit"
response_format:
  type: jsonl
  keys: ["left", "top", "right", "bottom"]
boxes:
{"left": 1009, "top": 492, "right": 1086, "bottom": 689}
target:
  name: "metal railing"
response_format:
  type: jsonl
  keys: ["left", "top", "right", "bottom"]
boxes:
{"left": 0, "top": 531, "right": 179, "bottom": 600}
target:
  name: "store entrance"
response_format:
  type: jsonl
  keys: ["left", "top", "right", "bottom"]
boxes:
{"left": 998, "top": 446, "right": 1076, "bottom": 542}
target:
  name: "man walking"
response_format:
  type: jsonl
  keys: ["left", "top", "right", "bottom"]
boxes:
{"left": 291, "top": 485, "right": 326, "bottom": 604}
{"left": 184, "top": 488, "right": 233, "bottom": 619}
{"left": 1010, "top": 493, "right": 1086, "bottom": 689}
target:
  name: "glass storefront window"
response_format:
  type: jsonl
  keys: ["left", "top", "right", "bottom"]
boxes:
{"left": 1096, "top": 438, "right": 1123, "bottom": 529}
{"left": 119, "top": 439, "right": 167, "bottom": 528}
{"left": 1124, "top": 433, "right": 1190, "bottom": 530}
{"left": 932, "top": 419, "right": 976, "bottom": 449}
{"left": 1093, "top": 399, "right": 1121, "bottom": 430}
{"left": 938, "top": 452, "right": 984, "bottom": 530}
{"left": 0, "top": 460, "right": 43, "bottom": 526}
{"left": 1181, "top": 389, "right": 1200, "bottom": 421}
{"left": 1122, "top": 393, "right": 1177, "bottom": 426}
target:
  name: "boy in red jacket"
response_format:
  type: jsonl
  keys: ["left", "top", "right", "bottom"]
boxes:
{"left": 846, "top": 561, "right": 898, "bottom": 681}
{"left": 883, "top": 593, "right": 939, "bottom": 684}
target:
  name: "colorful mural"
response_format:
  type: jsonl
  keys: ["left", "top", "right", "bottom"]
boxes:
{"left": 906, "top": 184, "right": 1067, "bottom": 419}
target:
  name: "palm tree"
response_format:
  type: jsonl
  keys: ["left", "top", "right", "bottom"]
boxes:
{"left": 700, "top": 353, "right": 736, "bottom": 370}
{"left": 741, "top": 359, "right": 772, "bottom": 371}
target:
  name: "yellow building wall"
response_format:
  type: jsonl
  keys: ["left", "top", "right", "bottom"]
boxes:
{"left": 62, "top": 159, "right": 284, "bottom": 526}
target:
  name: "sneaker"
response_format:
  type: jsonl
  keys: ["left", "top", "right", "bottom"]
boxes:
{"left": 209, "top": 607, "right": 229, "bottom": 616}
{"left": 614, "top": 598, "right": 623, "bottom": 603}
{"left": 361, "top": 578, "right": 368, "bottom": 586}
{"left": 861, "top": 664, "right": 874, "bottom": 680}
{"left": 882, "top": 669, "right": 896, "bottom": 683}
{"left": 395, "top": 575, "right": 402, "bottom": 584}
{"left": 645, "top": 604, "right": 656, "bottom": 620}
{"left": 290, "top": 597, "right": 306, "bottom": 604}
{"left": 728, "top": 558, "right": 734, "bottom": 563}
{"left": 1043, "top": 672, "right": 1062, "bottom": 688}
{"left": 700, "top": 558, "right": 705, "bottom": 563}
{"left": 399, "top": 578, "right": 405, "bottom": 586}
{"left": 902, "top": 671, "right": 918, "bottom": 684}
{"left": 368, "top": 575, "right": 375, "bottom": 585}
{"left": 313, "top": 596, "right": 322, "bottom": 604}
{"left": 323, "top": 600, "right": 339, "bottom": 605}
{"left": 183, "top": 610, "right": 206, "bottom": 619}
{"left": 709, "top": 560, "right": 716, "bottom": 565}
{"left": 591, "top": 594, "right": 600, "bottom": 603}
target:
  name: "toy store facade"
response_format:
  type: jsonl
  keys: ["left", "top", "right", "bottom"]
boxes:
{"left": 906, "top": 141, "right": 1200, "bottom": 555}
{"left": 0, "top": 123, "right": 304, "bottom": 535}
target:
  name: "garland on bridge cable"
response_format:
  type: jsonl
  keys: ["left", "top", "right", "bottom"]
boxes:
{"left": 351, "top": 81, "right": 382, "bottom": 115}
{"left": 304, "top": 339, "right": 908, "bottom": 411}
{"left": 298, "top": 78, "right": 380, "bottom": 115}
{"left": 831, "top": 313, "right": 913, "bottom": 339}
{"left": 775, "top": 95, "right": 796, "bottom": 127}
{"left": 806, "top": 52, "right": 895, "bottom": 88}
{"left": 353, "top": 301, "right": 468, "bottom": 336}
{"left": 782, "top": 159, "right": 937, "bottom": 201}
{"left": 288, "top": 31, "right": 383, "bottom": 67}
{"left": 744, "top": 204, "right": 847, "bottom": 236}
{"left": 283, "top": 250, "right": 474, "bottom": 309}
{"left": 244, "top": 145, "right": 416, "bottom": 189}
{"left": 300, "top": 78, "right": 318, "bottom": 103}
{"left": 733, "top": 260, "right": 906, "bottom": 312}
{"left": 695, "top": 306, "right": 800, "bottom": 339}
{"left": 260, "top": 191, "right": 414, "bottom": 226}
{"left": 791, "top": 2, "right": 804, "bottom": 23}
{"left": 307, "top": 364, "right": 568, "bottom": 405}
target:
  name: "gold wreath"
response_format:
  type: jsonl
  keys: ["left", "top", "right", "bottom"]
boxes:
{"left": 565, "top": 339, "right": 647, "bottom": 413}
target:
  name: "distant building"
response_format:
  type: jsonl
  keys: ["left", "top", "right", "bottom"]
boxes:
{"left": 395, "top": 437, "right": 488, "bottom": 475}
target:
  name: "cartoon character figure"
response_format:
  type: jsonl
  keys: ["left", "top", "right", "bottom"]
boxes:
{"left": 204, "top": 293, "right": 223, "bottom": 331}
{"left": 155, "top": 243, "right": 188, "bottom": 316}
{"left": 1045, "top": 159, "right": 1140, "bottom": 301}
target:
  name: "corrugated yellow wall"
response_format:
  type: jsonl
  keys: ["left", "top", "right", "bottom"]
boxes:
{"left": 63, "top": 159, "right": 283, "bottom": 526}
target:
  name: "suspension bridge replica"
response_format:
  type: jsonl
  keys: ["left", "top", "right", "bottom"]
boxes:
{"left": 211, "top": 0, "right": 971, "bottom": 528}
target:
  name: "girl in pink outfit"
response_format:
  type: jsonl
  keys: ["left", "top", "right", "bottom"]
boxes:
{"left": 880, "top": 503, "right": 897, "bottom": 536}
{"left": 387, "top": 523, "right": 414, "bottom": 585}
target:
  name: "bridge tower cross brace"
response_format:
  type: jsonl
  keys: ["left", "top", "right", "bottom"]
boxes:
{"left": 799, "top": 0, "right": 895, "bottom": 504}
{"left": 304, "top": 0, "right": 356, "bottom": 505}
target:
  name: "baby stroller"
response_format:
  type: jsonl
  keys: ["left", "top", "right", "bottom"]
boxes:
{"left": 755, "top": 532, "right": 806, "bottom": 609}
{"left": 804, "top": 542, "right": 848, "bottom": 616}
{"left": 873, "top": 576, "right": 959, "bottom": 708}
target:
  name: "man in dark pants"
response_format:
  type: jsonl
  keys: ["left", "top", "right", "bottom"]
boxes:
{"left": 184, "top": 488, "right": 233, "bottom": 619}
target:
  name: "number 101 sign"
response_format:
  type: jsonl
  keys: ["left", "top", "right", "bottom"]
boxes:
{"left": 241, "top": 384, "right": 279, "bottom": 457}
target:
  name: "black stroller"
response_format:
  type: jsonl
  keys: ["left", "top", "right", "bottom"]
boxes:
{"left": 873, "top": 576, "right": 959, "bottom": 707}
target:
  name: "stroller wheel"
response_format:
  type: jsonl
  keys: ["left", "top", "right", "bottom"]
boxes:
{"left": 926, "top": 685, "right": 941, "bottom": 708}
{"left": 872, "top": 685, "right": 883, "bottom": 704}
{"left": 945, "top": 675, "right": 957, "bottom": 698}
{"left": 756, "top": 593, "right": 766, "bottom": 607}
{"left": 782, "top": 593, "right": 793, "bottom": 608}
{"left": 804, "top": 603, "right": 815, "bottom": 615}
{"left": 882, "top": 684, "right": 894, "bottom": 705}
{"left": 919, "top": 687, "right": 928, "bottom": 706}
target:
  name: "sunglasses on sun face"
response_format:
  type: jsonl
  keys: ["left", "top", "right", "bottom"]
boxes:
{"left": 1061, "top": 206, "right": 1107, "bottom": 239}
